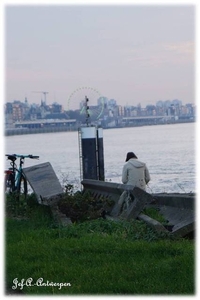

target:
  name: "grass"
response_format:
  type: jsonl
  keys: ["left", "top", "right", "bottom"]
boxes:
{"left": 142, "top": 207, "right": 168, "bottom": 224}
{"left": 5, "top": 203, "right": 195, "bottom": 295}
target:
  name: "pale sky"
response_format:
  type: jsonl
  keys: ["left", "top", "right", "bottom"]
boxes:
{"left": 3, "top": 1, "right": 196, "bottom": 110}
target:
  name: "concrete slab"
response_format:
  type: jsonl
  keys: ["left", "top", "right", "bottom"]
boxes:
{"left": 23, "top": 162, "right": 64, "bottom": 205}
{"left": 138, "top": 213, "right": 169, "bottom": 233}
{"left": 158, "top": 205, "right": 194, "bottom": 226}
{"left": 50, "top": 204, "right": 72, "bottom": 226}
{"left": 81, "top": 179, "right": 195, "bottom": 238}
{"left": 172, "top": 219, "right": 195, "bottom": 238}
{"left": 119, "top": 187, "right": 154, "bottom": 220}
{"left": 153, "top": 193, "right": 195, "bottom": 210}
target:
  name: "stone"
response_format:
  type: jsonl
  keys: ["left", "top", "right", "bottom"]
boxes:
{"left": 138, "top": 213, "right": 169, "bottom": 233}
{"left": 23, "top": 162, "right": 64, "bottom": 205}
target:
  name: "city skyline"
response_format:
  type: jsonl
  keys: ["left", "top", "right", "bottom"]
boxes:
{"left": 4, "top": 2, "right": 195, "bottom": 110}
{"left": 6, "top": 94, "right": 189, "bottom": 110}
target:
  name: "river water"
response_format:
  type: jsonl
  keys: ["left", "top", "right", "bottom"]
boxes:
{"left": 4, "top": 123, "right": 196, "bottom": 193}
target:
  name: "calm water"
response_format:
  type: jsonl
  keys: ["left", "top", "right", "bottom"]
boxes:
{"left": 4, "top": 123, "right": 195, "bottom": 193}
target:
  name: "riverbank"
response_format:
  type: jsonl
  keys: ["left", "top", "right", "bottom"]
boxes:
{"left": 5, "top": 119, "right": 195, "bottom": 136}
{"left": 6, "top": 202, "right": 194, "bottom": 295}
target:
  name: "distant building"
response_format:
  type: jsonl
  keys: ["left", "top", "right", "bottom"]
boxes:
{"left": 4, "top": 95, "right": 195, "bottom": 130}
{"left": 108, "top": 99, "right": 117, "bottom": 107}
{"left": 98, "top": 96, "right": 108, "bottom": 109}
{"left": 118, "top": 105, "right": 124, "bottom": 116}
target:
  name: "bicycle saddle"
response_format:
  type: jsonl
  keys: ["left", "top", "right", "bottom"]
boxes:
{"left": 6, "top": 155, "right": 17, "bottom": 162}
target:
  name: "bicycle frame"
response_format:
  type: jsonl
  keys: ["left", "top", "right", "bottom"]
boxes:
{"left": 15, "top": 156, "right": 24, "bottom": 192}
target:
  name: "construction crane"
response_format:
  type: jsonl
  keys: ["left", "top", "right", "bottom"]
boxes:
{"left": 32, "top": 91, "right": 49, "bottom": 104}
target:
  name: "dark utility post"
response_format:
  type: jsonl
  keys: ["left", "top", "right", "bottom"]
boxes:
{"left": 78, "top": 96, "right": 105, "bottom": 181}
{"left": 96, "top": 127, "right": 105, "bottom": 181}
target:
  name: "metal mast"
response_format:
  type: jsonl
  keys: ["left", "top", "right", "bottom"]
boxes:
{"left": 32, "top": 91, "right": 49, "bottom": 104}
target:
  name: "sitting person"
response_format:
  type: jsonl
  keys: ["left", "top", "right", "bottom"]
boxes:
{"left": 111, "top": 152, "right": 151, "bottom": 217}
{"left": 122, "top": 152, "right": 150, "bottom": 191}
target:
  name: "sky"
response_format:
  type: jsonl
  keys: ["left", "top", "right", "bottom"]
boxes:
{"left": 2, "top": 1, "right": 196, "bottom": 110}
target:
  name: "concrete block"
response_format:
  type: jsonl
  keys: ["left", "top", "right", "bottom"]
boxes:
{"left": 172, "top": 220, "right": 195, "bottom": 238}
{"left": 23, "top": 162, "right": 64, "bottom": 205}
{"left": 50, "top": 204, "right": 72, "bottom": 226}
{"left": 127, "top": 187, "right": 153, "bottom": 219}
{"left": 138, "top": 213, "right": 169, "bottom": 233}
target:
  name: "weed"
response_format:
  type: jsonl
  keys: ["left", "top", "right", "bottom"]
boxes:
{"left": 142, "top": 207, "right": 167, "bottom": 224}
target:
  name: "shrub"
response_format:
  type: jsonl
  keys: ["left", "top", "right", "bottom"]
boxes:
{"left": 58, "top": 187, "right": 114, "bottom": 222}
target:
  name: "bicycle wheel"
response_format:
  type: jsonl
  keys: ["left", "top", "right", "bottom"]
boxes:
{"left": 16, "top": 174, "right": 28, "bottom": 203}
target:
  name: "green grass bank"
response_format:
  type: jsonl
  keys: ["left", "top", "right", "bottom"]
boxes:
{"left": 5, "top": 202, "right": 195, "bottom": 296}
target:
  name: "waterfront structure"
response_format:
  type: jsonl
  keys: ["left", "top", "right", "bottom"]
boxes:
{"left": 79, "top": 126, "right": 105, "bottom": 181}
{"left": 4, "top": 97, "right": 195, "bottom": 133}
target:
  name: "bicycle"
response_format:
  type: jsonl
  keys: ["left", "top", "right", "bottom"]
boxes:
{"left": 5, "top": 154, "right": 39, "bottom": 202}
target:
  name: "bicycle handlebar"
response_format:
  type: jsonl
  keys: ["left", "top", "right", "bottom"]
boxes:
{"left": 5, "top": 154, "right": 39, "bottom": 160}
{"left": 28, "top": 155, "right": 39, "bottom": 159}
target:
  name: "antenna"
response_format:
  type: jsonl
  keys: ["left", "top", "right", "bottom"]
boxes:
{"left": 32, "top": 91, "right": 49, "bottom": 104}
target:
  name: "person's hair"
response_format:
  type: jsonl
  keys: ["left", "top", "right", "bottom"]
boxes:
{"left": 125, "top": 152, "right": 138, "bottom": 162}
